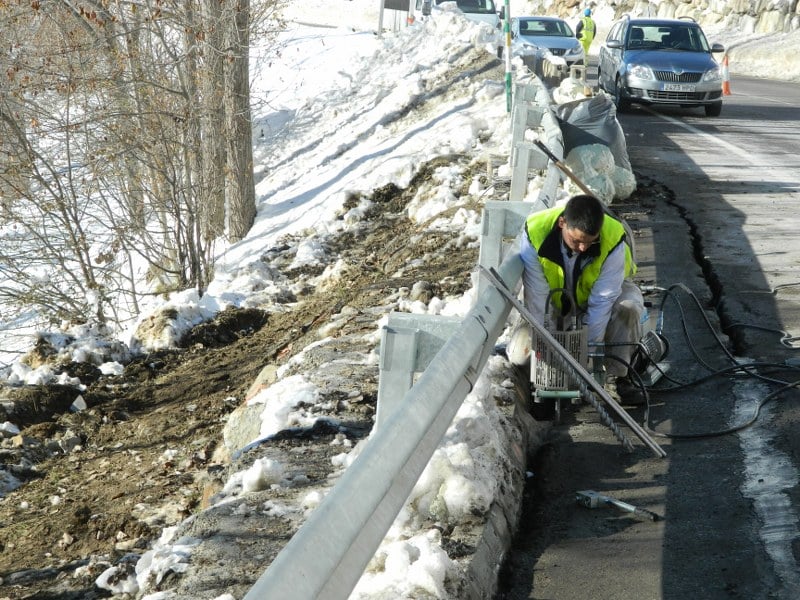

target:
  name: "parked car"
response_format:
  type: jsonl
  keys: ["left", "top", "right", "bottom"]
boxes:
{"left": 511, "top": 16, "right": 585, "bottom": 70}
{"left": 597, "top": 15, "right": 725, "bottom": 116}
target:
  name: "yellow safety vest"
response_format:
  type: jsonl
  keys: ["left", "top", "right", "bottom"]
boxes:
{"left": 579, "top": 16, "right": 596, "bottom": 42}
{"left": 525, "top": 206, "right": 636, "bottom": 313}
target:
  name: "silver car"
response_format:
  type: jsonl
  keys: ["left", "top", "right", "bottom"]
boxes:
{"left": 511, "top": 16, "right": 585, "bottom": 70}
{"left": 598, "top": 16, "right": 725, "bottom": 116}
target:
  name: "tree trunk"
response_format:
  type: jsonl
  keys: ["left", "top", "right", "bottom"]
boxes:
{"left": 223, "top": 0, "right": 256, "bottom": 241}
{"left": 201, "top": 0, "right": 228, "bottom": 240}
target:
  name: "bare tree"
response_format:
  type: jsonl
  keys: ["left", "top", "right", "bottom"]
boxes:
{"left": 0, "top": 0, "right": 281, "bottom": 338}
{"left": 200, "top": 0, "right": 228, "bottom": 241}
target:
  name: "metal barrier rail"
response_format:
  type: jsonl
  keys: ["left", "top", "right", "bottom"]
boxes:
{"left": 244, "top": 78, "right": 558, "bottom": 600}
{"left": 243, "top": 256, "right": 523, "bottom": 600}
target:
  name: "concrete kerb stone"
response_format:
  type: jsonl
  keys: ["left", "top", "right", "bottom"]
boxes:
{"left": 459, "top": 387, "right": 549, "bottom": 600}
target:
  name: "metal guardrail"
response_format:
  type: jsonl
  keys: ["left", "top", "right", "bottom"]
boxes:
{"left": 509, "top": 81, "right": 563, "bottom": 204}
{"left": 243, "top": 256, "right": 523, "bottom": 600}
{"left": 244, "top": 78, "right": 561, "bottom": 600}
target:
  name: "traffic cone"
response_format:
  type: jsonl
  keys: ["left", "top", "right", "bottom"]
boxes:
{"left": 721, "top": 54, "right": 731, "bottom": 95}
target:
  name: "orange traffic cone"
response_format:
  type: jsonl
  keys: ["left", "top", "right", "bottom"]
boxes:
{"left": 721, "top": 54, "right": 731, "bottom": 95}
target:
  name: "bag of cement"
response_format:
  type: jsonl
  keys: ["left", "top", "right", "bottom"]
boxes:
{"left": 555, "top": 94, "right": 631, "bottom": 172}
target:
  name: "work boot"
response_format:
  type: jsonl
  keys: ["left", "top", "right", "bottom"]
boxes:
{"left": 604, "top": 375, "right": 645, "bottom": 406}
{"left": 617, "top": 377, "right": 645, "bottom": 406}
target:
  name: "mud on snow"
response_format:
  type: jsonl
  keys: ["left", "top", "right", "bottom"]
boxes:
{"left": 0, "top": 159, "right": 485, "bottom": 598}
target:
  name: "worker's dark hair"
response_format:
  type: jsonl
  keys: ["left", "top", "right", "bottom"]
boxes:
{"left": 562, "top": 194, "right": 604, "bottom": 236}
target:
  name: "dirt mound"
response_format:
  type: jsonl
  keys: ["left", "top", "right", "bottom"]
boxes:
{"left": 0, "top": 159, "right": 482, "bottom": 598}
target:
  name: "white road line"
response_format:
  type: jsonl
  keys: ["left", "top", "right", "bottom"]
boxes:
{"left": 650, "top": 112, "right": 757, "bottom": 164}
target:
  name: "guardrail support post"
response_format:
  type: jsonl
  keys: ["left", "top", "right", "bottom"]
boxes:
{"left": 376, "top": 326, "right": 418, "bottom": 428}
{"left": 511, "top": 100, "right": 545, "bottom": 148}
{"left": 478, "top": 202, "right": 537, "bottom": 297}
{"left": 376, "top": 313, "right": 461, "bottom": 429}
{"left": 514, "top": 80, "right": 540, "bottom": 102}
{"left": 569, "top": 64, "right": 585, "bottom": 82}
{"left": 510, "top": 142, "right": 549, "bottom": 201}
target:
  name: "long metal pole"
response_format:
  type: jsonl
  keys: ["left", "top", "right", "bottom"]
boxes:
{"left": 504, "top": 0, "right": 512, "bottom": 113}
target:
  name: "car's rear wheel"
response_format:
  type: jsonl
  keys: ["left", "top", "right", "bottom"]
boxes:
{"left": 614, "top": 77, "right": 631, "bottom": 112}
{"left": 705, "top": 101, "right": 722, "bottom": 117}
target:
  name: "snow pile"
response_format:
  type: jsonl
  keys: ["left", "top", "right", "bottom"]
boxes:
{"left": 246, "top": 374, "right": 321, "bottom": 439}
{"left": 96, "top": 527, "right": 201, "bottom": 597}
{"left": 349, "top": 356, "right": 519, "bottom": 598}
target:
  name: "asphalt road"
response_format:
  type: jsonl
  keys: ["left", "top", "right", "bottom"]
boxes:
{"left": 497, "top": 75, "right": 800, "bottom": 599}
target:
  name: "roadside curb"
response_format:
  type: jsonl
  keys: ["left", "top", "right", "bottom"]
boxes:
{"left": 461, "top": 366, "right": 549, "bottom": 599}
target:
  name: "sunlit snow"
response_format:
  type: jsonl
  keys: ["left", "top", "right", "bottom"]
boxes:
{"left": 1, "top": 0, "right": 797, "bottom": 598}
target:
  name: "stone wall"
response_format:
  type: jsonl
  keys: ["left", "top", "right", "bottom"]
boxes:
{"left": 516, "top": 0, "right": 800, "bottom": 33}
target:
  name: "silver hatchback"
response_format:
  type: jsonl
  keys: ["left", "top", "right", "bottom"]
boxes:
{"left": 511, "top": 16, "right": 585, "bottom": 69}
{"left": 598, "top": 16, "right": 725, "bottom": 116}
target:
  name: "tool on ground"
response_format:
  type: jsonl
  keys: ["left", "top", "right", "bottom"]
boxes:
{"left": 479, "top": 265, "right": 667, "bottom": 458}
{"left": 633, "top": 328, "right": 670, "bottom": 386}
{"left": 576, "top": 489, "right": 663, "bottom": 521}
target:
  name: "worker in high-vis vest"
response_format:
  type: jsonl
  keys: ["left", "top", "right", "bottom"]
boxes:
{"left": 575, "top": 8, "right": 596, "bottom": 57}
{"left": 519, "top": 195, "right": 644, "bottom": 396}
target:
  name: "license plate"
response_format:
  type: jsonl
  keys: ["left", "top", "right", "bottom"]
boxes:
{"left": 663, "top": 83, "right": 696, "bottom": 92}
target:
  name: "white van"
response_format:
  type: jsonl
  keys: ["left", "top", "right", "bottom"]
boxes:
{"left": 416, "top": 0, "right": 503, "bottom": 30}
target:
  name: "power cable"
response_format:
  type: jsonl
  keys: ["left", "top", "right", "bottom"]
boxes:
{"left": 602, "top": 282, "right": 800, "bottom": 440}
{"left": 644, "top": 283, "right": 798, "bottom": 387}
{"left": 725, "top": 281, "right": 800, "bottom": 348}
{"left": 606, "top": 353, "right": 800, "bottom": 440}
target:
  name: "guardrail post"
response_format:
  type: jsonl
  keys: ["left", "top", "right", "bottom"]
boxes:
{"left": 510, "top": 142, "right": 549, "bottom": 201}
{"left": 376, "top": 312, "right": 461, "bottom": 429}
{"left": 569, "top": 64, "right": 585, "bottom": 82}
{"left": 514, "top": 80, "right": 540, "bottom": 102}
{"left": 376, "top": 325, "right": 418, "bottom": 428}
{"left": 478, "top": 201, "right": 534, "bottom": 283}
{"left": 510, "top": 100, "right": 545, "bottom": 148}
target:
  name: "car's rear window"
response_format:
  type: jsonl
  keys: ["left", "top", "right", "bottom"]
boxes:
{"left": 437, "top": 0, "right": 497, "bottom": 14}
